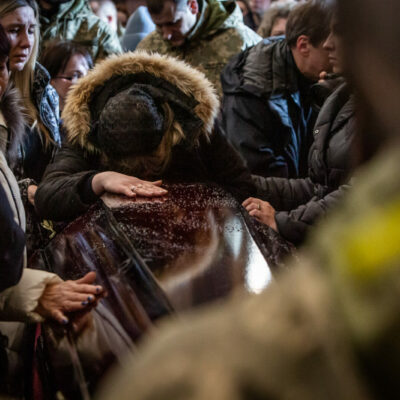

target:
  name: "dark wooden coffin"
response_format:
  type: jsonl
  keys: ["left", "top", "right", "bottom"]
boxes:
{"left": 29, "top": 183, "right": 294, "bottom": 398}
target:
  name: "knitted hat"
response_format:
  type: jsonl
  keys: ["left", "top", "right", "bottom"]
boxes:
{"left": 97, "top": 85, "right": 165, "bottom": 158}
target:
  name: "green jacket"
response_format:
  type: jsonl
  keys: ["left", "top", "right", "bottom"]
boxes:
{"left": 137, "top": 0, "right": 261, "bottom": 97}
{"left": 98, "top": 146, "right": 400, "bottom": 400}
{"left": 39, "top": 0, "right": 122, "bottom": 62}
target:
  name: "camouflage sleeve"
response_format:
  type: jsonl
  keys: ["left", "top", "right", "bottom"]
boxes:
{"left": 136, "top": 32, "right": 162, "bottom": 53}
{"left": 96, "top": 25, "right": 123, "bottom": 61}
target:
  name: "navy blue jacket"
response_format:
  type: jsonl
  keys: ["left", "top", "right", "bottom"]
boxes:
{"left": 220, "top": 38, "right": 318, "bottom": 178}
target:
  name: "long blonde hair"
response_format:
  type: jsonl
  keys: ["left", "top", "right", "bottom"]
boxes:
{"left": 0, "top": 0, "right": 52, "bottom": 146}
{"left": 102, "top": 102, "right": 186, "bottom": 179}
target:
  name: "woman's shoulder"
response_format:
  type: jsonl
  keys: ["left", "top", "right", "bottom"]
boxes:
{"left": 33, "top": 63, "right": 51, "bottom": 90}
{"left": 32, "top": 63, "right": 58, "bottom": 108}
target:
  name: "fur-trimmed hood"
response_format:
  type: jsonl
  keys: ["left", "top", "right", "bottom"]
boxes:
{"left": 62, "top": 52, "right": 220, "bottom": 154}
{"left": 0, "top": 85, "right": 25, "bottom": 164}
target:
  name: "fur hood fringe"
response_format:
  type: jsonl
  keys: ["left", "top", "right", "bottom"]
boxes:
{"left": 62, "top": 51, "right": 220, "bottom": 153}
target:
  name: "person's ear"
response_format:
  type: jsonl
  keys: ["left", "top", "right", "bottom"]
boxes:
{"left": 188, "top": 0, "right": 199, "bottom": 15}
{"left": 296, "top": 35, "right": 311, "bottom": 57}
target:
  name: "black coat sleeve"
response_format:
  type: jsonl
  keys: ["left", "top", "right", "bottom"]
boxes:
{"left": 0, "top": 184, "right": 25, "bottom": 292}
{"left": 219, "top": 93, "right": 290, "bottom": 178}
{"left": 35, "top": 144, "right": 100, "bottom": 221}
{"left": 253, "top": 174, "right": 316, "bottom": 211}
{"left": 275, "top": 183, "right": 351, "bottom": 245}
{"left": 199, "top": 127, "right": 257, "bottom": 202}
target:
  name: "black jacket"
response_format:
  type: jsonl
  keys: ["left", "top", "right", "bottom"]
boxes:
{"left": 36, "top": 128, "right": 255, "bottom": 221}
{"left": 220, "top": 37, "right": 318, "bottom": 178}
{"left": 35, "top": 52, "right": 256, "bottom": 222}
{"left": 0, "top": 86, "right": 26, "bottom": 291}
{"left": 255, "top": 83, "right": 355, "bottom": 245}
{"left": 0, "top": 184, "right": 25, "bottom": 292}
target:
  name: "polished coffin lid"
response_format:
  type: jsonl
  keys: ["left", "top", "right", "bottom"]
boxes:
{"left": 29, "top": 183, "right": 294, "bottom": 397}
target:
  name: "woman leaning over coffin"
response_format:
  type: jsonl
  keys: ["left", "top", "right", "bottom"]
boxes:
{"left": 35, "top": 52, "right": 256, "bottom": 222}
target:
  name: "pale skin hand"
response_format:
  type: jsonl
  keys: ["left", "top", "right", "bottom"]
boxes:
{"left": 91, "top": 171, "right": 168, "bottom": 198}
{"left": 319, "top": 70, "right": 328, "bottom": 83}
{"left": 35, "top": 271, "right": 104, "bottom": 325}
{"left": 27, "top": 185, "right": 37, "bottom": 206}
{"left": 242, "top": 197, "right": 278, "bottom": 232}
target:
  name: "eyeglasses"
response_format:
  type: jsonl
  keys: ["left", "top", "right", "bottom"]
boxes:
{"left": 54, "top": 72, "right": 84, "bottom": 82}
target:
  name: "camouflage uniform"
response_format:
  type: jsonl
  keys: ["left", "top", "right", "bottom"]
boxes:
{"left": 39, "top": 0, "right": 122, "bottom": 62}
{"left": 137, "top": 0, "right": 261, "bottom": 97}
{"left": 97, "top": 146, "right": 400, "bottom": 399}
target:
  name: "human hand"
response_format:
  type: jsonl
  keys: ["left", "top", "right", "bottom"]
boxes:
{"left": 318, "top": 70, "right": 328, "bottom": 83}
{"left": 92, "top": 171, "right": 168, "bottom": 198}
{"left": 27, "top": 185, "right": 37, "bottom": 206}
{"left": 35, "top": 271, "right": 104, "bottom": 325}
{"left": 242, "top": 197, "right": 278, "bottom": 232}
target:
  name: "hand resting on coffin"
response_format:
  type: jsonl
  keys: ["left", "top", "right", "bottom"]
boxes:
{"left": 92, "top": 171, "right": 168, "bottom": 198}
{"left": 242, "top": 197, "right": 279, "bottom": 232}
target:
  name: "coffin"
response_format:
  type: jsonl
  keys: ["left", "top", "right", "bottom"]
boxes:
{"left": 29, "top": 183, "right": 294, "bottom": 398}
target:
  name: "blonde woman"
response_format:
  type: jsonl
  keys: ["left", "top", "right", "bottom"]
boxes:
{"left": 0, "top": 0, "right": 61, "bottom": 253}
{"left": 0, "top": 25, "right": 108, "bottom": 396}
{"left": 0, "top": 0, "right": 60, "bottom": 183}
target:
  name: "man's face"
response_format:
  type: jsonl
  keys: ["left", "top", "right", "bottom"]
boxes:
{"left": 323, "top": 20, "right": 345, "bottom": 75}
{"left": 150, "top": 0, "right": 197, "bottom": 47}
{"left": 302, "top": 41, "right": 331, "bottom": 81}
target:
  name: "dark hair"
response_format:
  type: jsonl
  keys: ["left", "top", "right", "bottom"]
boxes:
{"left": 146, "top": 0, "right": 187, "bottom": 15}
{"left": 286, "top": 0, "right": 334, "bottom": 48}
{"left": 257, "top": 0, "right": 297, "bottom": 38}
{"left": 0, "top": 24, "right": 10, "bottom": 64}
{"left": 39, "top": 40, "right": 94, "bottom": 78}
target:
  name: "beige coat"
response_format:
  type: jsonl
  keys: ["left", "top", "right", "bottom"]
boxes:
{"left": 0, "top": 87, "right": 61, "bottom": 322}
{"left": 0, "top": 88, "right": 61, "bottom": 393}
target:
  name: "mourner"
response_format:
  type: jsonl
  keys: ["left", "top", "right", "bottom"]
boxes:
{"left": 0, "top": 25, "right": 106, "bottom": 396}
{"left": 220, "top": 0, "right": 333, "bottom": 178}
{"left": 243, "top": 14, "right": 355, "bottom": 245}
{"left": 35, "top": 52, "right": 256, "bottom": 221}
{"left": 40, "top": 40, "right": 93, "bottom": 114}
{"left": 137, "top": 0, "right": 261, "bottom": 97}
{"left": 0, "top": 0, "right": 63, "bottom": 254}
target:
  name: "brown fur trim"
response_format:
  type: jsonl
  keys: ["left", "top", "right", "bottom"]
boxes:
{"left": 62, "top": 52, "right": 220, "bottom": 154}
{"left": 0, "top": 85, "right": 26, "bottom": 163}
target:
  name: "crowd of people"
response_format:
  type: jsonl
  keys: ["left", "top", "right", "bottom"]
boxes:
{"left": 0, "top": 0, "right": 399, "bottom": 398}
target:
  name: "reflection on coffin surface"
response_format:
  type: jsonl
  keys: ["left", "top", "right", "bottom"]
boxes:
{"left": 30, "top": 183, "right": 294, "bottom": 398}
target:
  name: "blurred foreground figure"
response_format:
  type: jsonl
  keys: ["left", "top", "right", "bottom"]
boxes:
{"left": 97, "top": 1, "right": 400, "bottom": 399}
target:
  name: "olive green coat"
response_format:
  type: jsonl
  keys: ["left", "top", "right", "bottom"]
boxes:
{"left": 40, "top": 0, "right": 122, "bottom": 62}
{"left": 137, "top": 0, "right": 261, "bottom": 97}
